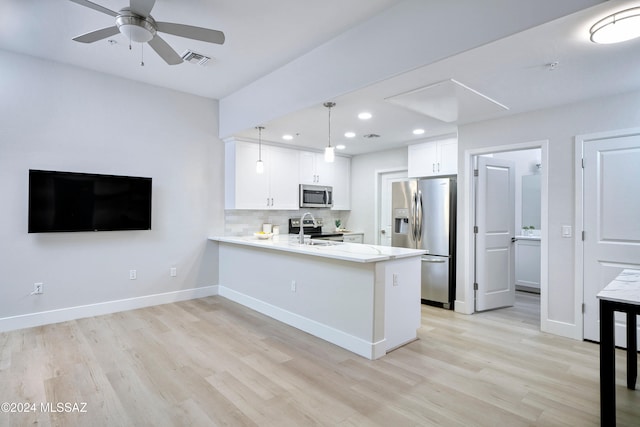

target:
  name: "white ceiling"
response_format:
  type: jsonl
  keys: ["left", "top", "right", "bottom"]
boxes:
{"left": 2, "top": 0, "right": 640, "bottom": 156}
{"left": 0, "top": 0, "right": 400, "bottom": 99}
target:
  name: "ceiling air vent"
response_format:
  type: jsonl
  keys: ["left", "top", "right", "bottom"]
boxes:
{"left": 181, "top": 50, "right": 211, "bottom": 66}
{"left": 363, "top": 133, "right": 380, "bottom": 139}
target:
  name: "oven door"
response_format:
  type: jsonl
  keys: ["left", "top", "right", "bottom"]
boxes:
{"left": 300, "top": 185, "right": 333, "bottom": 208}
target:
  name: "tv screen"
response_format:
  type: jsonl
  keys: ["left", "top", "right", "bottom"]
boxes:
{"left": 28, "top": 170, "right": 152, "bottom": 233}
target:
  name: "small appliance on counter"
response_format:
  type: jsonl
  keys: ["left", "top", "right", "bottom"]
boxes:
{"left": 391, "top": 177, "right": 456, "bottom": 309}
{"left": 288, "top": 217, "right": 344, "bottom": 242}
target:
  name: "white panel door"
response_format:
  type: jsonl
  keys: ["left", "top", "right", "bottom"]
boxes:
{"left": 583, "top": 134, "right": 640, "bottom": 347}
{"left": 475, "top": 156, "right": 516, "bottom": 311}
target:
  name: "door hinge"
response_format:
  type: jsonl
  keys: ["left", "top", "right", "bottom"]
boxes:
{"left": 473, "top": 225, "right": 478, "bottom": 234}
{"left": 582, "top": 303, "right": 585, "bottom": 313}
{"left": 474, "top": 283, "right": 478, "bottom": 291}
{"left": 582, "top": 230, "right": 585, "bottom": 241}
{"left": 474, "top": 169, "right": 479, "bottom": 177}
{"left": 581, "top": 158, "right": 585, "bottom": 169}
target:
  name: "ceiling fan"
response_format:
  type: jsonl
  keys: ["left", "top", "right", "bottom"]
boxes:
{"left": 69, "top": 0, "right": 225, "bottom": 65}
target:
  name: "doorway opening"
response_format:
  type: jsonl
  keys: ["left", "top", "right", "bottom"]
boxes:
{"left": 375, "top": 169, "right": 407, "bottom": 246}
{"left": 465, "top": 141, "right": 549, "bottom": 331}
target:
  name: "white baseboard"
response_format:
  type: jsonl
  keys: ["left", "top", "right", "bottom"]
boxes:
{"left": 0, "top": 285, "right": 219, "bottom": 333}
{"left": 219, "top": 286, "right": 386, "bottom": 360}
{"left": 542, "top": 318, "right": 581, "bottom": 340}
{"left": 454, "top": 299, "right": 473, "bottom": 315}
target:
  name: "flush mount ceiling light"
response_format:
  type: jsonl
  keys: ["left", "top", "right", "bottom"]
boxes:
{"left": 590, "top": 7, "right": 640, "bottom": 44}
{"left": 324, "top": 102, "right": 336, "bottom": 163}
{"left": 282, "top": 134, "right": 294, "bottom": 141}
{"left": 256, "top": 126, "right": 265, "bottom": 174}
{"left": 344, "top": 131, "right": 356, "bottom": 138}
{"left": 358, "top": 112, "right": 372, "bottom": 120}
{"left": 413, "top": 128, "right": 425, "bottom": 135}
{"left": 336, "top": 144, "right": 346, "bottom": 150}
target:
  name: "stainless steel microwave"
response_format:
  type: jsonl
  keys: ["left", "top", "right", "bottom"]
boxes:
{"left": 299, "top": 184, "right": 333, "bottom": 208}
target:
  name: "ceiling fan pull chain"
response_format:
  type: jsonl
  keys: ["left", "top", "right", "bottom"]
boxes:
{"left": 141, "top": 43, "right": 145, "bottom": 67}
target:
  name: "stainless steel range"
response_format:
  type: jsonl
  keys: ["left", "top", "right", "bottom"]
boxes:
{"left": 288, "top": 217, "right": 344, "bottom": 242}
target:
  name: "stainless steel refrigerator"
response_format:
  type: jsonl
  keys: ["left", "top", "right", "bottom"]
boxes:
{"left": 391, "top": 177, "right": 456, "bottom": 309}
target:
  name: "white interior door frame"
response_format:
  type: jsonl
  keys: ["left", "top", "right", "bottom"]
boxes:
{"left": 461, "top": 141, "right": 549, "bottom": 330}
{"left": 574, "top": 126, "right": 640, "bottom": 341}
{"left": 375, "top": 168, "right": 407, "bottom": 245}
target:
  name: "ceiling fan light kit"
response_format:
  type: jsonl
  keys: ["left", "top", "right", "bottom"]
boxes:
{"left": 69, "top": 0, "right": 225, "bottom": 65}
{"left": 116, "top": 11, "right": 156, "bottom": 43}
{"left": 590, "top": 7, "right": 640, "bottom": 44}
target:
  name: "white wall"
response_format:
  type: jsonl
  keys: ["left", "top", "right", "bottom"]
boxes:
{"left": 0, "top": 50, "right": 225, "bottom": 331}
{"left": 350, "top": 147, "right": 407, "bottom": 244}
{"left": 457, "top": 89, "right": 640, "bottom": 335}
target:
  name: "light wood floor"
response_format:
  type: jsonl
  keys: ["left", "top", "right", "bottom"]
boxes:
{"left": 1, "top": 292, "right": 638, "bottom": 426}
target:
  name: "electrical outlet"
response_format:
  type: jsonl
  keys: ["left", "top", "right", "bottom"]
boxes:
{"left": 170, "top": 267, "right": 177, "bottom": 277}
{"left": 291, "top": 280, "right": 296, "bottom": 292}
{"left": 129, "top": 270, "right": 137, "bottom": 280}
{"left": 33, "top": 282, "right": 43, "bottom": 295}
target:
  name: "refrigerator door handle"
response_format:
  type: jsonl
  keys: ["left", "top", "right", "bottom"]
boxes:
{"left": 410, "top": 191, "right": 417, "bottom": 241}
{"left": 416, "top": 190, "right": 423, "bottom": 243}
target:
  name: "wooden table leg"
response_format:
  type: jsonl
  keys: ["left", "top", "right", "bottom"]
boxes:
{"left": 627, "top": 311, "right": 637, "bottom": 390}
{"left": 600, "top": 299, "right": 616, "bottom": 427}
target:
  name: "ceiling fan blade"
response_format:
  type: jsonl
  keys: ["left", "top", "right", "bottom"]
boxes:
{"left": 148, "top": 35, "right": 183, "bottom": 65}
{"left": 129, "top": 0, "right": 155, "bottom": 17}
{"left": 73, "top": 26, "right": 120, "bottom": 43}
{"left": 68, "top": 0, "right": 118, "bottom": 17}
{"left": 156, "top": 22, "right": 225, "bottom": 45}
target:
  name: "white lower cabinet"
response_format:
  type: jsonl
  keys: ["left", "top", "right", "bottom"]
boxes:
{"left": 225, "top": 140, "right": 299, "bottom": 210}
{"left": 515, "top": 238, "right": 541, "bottom": 292}
{"left": 343, "top": 233, "right": 363, "bottom": 243}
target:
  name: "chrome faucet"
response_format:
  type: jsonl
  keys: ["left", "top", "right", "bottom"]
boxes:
{"left": 299, "top": 212, "right": 318, "bottom": 244}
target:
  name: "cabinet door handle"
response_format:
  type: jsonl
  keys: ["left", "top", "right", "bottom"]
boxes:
{"left": 271, "top": 198, "right": 274, "bottom": 206}
{"left": 432, "top": 163, "right": 436, "bottom": 173}
{"left": 437, "top": 162, "right": 440, "bottom": 172}
{"left": 266, "top": 198, "right": 270, "bottom": 207}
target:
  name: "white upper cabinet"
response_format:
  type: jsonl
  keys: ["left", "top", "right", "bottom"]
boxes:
{"left": 299, "top": 151, "right": 332, "bottom": 185}
{"left": 330, "top": 155, "right": 351, "bottom": 211}
{"left": 225, "top": 140, "right": 299, "bottom": 210}
{"left": 408, "top": 137, "right": 458, "bottom": 177}
{"left": 299, "top": 151, "right": 350, "bottom": 210}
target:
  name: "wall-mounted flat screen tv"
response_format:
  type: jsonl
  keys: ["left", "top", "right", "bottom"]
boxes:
{"left": 28, "top": 169, "right": 152, "bottom": 233}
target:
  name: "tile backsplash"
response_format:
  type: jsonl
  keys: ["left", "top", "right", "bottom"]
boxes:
{"left": 224, "top": 209, "right": 351, "bottom": 236}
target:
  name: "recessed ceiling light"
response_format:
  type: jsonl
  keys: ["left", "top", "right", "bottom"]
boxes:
{"left": 344, "top": 132, "right": 356, "bottom": 138}
{"left": 336, "top": 144, "right": 346, "bottom": 150}
{"left": 412, "top": 128, "right": 425, "bottom": 135}
{"left": 282, "top": 134, "right": 294, "bottom": 140}
{"left": 358, "top": 112, "right": 372, "bottom": 120}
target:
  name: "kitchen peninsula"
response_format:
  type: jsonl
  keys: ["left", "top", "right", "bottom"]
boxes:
{"left": 210, "top": 235, "right": 426, "bottom": 359}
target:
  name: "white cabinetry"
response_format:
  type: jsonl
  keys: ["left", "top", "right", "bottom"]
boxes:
{"left": 225, "top": 140, "right": 299, "bottom": 210}
{"left": 515, "top": 238, "right": 541, "bottom": 292}
{"left": 408, "top": 137, "right": 458, "bottom": 177}
{"left": 343, "top": 233, "right": 364, "bottom": 243}
{"left": 299, "top": 151, "right": 351, "bottom": 210}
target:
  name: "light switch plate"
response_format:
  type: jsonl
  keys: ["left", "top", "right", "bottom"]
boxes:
{"left": 561, "top": 225, "right": 572, "bottom": 238}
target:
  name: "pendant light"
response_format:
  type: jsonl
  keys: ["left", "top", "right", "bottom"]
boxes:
{"left": 324, "top": 102, "right": 336, "bottom": 163}
{"left": 256, "top": 126, "right": 265, "bottom": 174}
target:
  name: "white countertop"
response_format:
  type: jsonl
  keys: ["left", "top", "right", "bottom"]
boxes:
{"left": 515, "top": 235, "right": 541, "bottom": 241}
{"left": 597, "top": 269, "right": 640, "bottom": 305}
{"left": 209, "top": 234, "right": 426, "bottom": 263}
